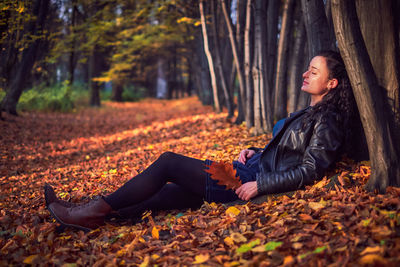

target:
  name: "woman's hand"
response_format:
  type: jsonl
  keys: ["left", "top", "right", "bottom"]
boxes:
{"left": 235, "top": 181, "right": 258, "bottom": 201}
{"left": 238, "top": 149, "right": 256, "bottom": 164}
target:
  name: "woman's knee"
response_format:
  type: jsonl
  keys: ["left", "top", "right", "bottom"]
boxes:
{"left": 157, "top": 151, "right": 181, "bottom": 164}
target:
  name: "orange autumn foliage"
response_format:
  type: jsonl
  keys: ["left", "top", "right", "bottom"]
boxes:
{"left": 205, "top": 161, "right": 242, "bottom": 190}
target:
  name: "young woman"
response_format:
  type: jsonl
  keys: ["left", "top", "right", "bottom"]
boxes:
{"left": 45, "top": 50, "right": 358, "bottom": 232}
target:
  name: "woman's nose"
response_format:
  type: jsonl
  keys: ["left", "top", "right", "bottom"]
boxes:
{"left": 302, "top": 70, "right": 308, "bottom": 78}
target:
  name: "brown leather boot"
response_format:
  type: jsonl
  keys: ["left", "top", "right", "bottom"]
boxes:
{"left": 44, "top": 184, "right": 77, "bottom": 208}
{"left": 48, "top": 197, "right": 113, "bottom": 232}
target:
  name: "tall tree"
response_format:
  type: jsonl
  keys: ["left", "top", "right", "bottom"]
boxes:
{"left": 243, "top": 0, "right": 253, "bottom": 128}
{"left": 200, "top": 0, "right": 221, "bottom": 112}
{"left": 68, "top": 0, "right": 78, "bottom": 85}
{"left": 1, "top": 0, "right": 50, "bottom": 115}
{"left": 220, "top": 0, "right": 247, "bottom": 123}
{"left": 265, "top": 0, "right": 279, "bottom": 96}
{"left": 331, "top": 0, "right": 400, "bottom": 191}
{"left": 253, "top": 0, "right": 272, "bottom": 134}
{"left": 233, "top": 0, "right": 246, "bottom": 124}
{"left": 287, "top": 5, "right": 307, "bottom": 114}
{"left": 273, "top": 0, "right": 295, "bottom": 120}
{"left": 301, "top": 0, "right": 335, "bottom": 59}
{"left": 211, "top": 0, "right": 233, "bottom": 117}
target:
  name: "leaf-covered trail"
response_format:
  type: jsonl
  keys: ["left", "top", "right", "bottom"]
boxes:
{"left": 1, "top": 97, "right": 399, "bottom": 266}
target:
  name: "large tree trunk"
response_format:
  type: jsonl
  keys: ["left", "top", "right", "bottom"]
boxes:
{"left": 233, "top": 0, "right": 246, "bottom": 124}
{"left": 301, "top": 0, "right": 335, "bottom": 59}
{"left": 193, "top": 33, "right": 213, "bottom": 105}
{"left": 331, "top": 0, "right": 400, "bottom": 191}
{"left": 220, "top": 0, "right": 247, "bottom": 122}
{"left": 111, "top": 82, "right": 124, "bottom": 102}
{"left": 68, "top": 0, "right": 78, "bottom": 85}
{"left": 258, "top": 1, "right": 273, "bottom": 133}
{"left": 200, "top": 0, "right": 221, "bottom": 112}
{"left": 355, "top": 0, "right": 400, "bottom": 146}
{"left": 243, "top": 0, "right": 254, "bottom": 128}
{"left": 211, "top": 0, "right": 233, "bottom": 118}
{"left": 274, "top": 0, "right": 295, "bottom": 120}
{"left": 266, "top": 0, "right": 280, "bottom": 95}
{"left": 88, "top": 48, "right": 101, "bottom": 106}
{"left": 1, "top": 0, "right": 50, "bottom": 115}
{"left": 296, "top": 41, "right": 310, "bottom": 110}
{"left": 287, "top": 8, "right": 306, "bottom": 114}
{"left": 253, "top": 0, "right": 272, "bottom": 134}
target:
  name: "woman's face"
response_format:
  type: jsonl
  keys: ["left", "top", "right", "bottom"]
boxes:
{"left": 301, "top": 56, "right": 335, "bottom": 104}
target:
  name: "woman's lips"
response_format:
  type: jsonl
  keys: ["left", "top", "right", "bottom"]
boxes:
{"left": 303, "top": 81, "right": 309, "bottom": 85}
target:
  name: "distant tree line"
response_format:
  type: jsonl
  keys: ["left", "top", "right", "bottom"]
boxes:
{"left": 0, "top": 0, "right": 399, "bottom": 191}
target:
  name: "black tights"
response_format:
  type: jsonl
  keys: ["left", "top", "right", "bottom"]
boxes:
{"left": 104, "top": 152, "right": 207, "bottom": 215}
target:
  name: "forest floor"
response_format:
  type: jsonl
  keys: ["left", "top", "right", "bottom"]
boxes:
{"left": 0, "top": 97, "right": 399, "bottom": 266}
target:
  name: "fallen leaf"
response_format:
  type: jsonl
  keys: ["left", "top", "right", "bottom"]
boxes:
{"left": 193, "top": 253, "right": 209, "bottom": 264}
{"left": 205, "top": 161, "right": 241, "bottom": 190}
{"left": 151, "top": 226, "right": 159, "bottom": 239}
{"left": 226, "top": 206, "right": 240, "bottom": 216}
{"left": 224, "top": 236, "right": 234, "bottom": 247}
{"left": 313, "top": 245, "right": 328, "bottom": 254}
{"left": 292, "top": 242, "right": 303, "bottom": 249}
{"left": 308, "top": 201, "right": 326, "bottom": 211}
{"left": 298, "top": 213, "right": 313, "bottom": 221}
{"left": 360, "top": 246, "right": 383, "bottom": 256}
{"left": 230, "top": 233, "right": 247, "bottom": 243}
{"left": 264, "top": 241, "right": 282, "bottom": 251}
{"left": 358, "top": 254, "right": 387, "bottom": 265}
{"left": 283, "top": 255, "right": 295, "bottom": 265}
{"left": 236, "top": 239, "right": 260, "bottom": 253}
{"left": 23, "top": 255, "right": 39, "bottom": 264}
{"left": 139, "top": 256, "right": 150, "bottom": 267}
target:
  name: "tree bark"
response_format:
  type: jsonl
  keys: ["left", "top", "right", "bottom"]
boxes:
{"left": 296, "top": 41, "right": 310, "bottom": 109}
{"left": 220, "top": 0, "right": 247, "bottom": 122}
{"left": 88, "top": 48, "right": 101, "bottom": 106}
{"left": 258, "top": 0, "right": 273, "bottom": 133}
{"left": 68, "top": 0, "right": 78, "bottom": 85}
{"left": 253, "top": 0, "right": 272, "bottom": 134}
{"left": 194, "top": 33, "right": 213, "bottom": 105}
{"left": 331, "top": 0, "right": 400, "bottom": 191}
{"left": 287, "top": 10, "right": 306, "bottom": 114}
{"left": 252, "top": 0, "right": 261, "bottom": 134}
{"left": 1, "top": 0, "right": 50, "bottom": 115}
{"left": 243, "top": 0, "right": 254, "bottom": 128}
{"left": 253, "top": 46, "right": 262, "bottom": 135}
{"left": 266, "top": 0, "right": 280, "bottom": 94}
{"left": 211, "top": 0, "right": 233, "bottom": 117}
{"left": 231, "top": 0, "right": 246, "bottom": 124}
{"left": 274, "top": 0, "right": 295, "bottom": 120}
{"left": 301, "top": 0, "right": 335, "bottom": 59}
{"left": 355, "top": 0, "right": 400, "bottom": 146}
{"left": 200, "top": 0, "right": 221, "bottom": 112}
{"left": 111, "top": 82, "right": 124, "bottom": 102}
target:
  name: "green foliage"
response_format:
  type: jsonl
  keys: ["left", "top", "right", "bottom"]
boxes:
{"left": 121, "top": 85, "right": 146, "bottom": 102}
{"left": 16, "top": 82, "right": 88, "bottom": 112}
{"left": 264, "top": 241, "right": 283, "bottom": 251}
{"left": 236, "top": 239, "right": 261, "bottom": 253}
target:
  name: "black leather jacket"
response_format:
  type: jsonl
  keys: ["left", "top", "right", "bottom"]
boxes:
{"left": 253, "top": 107, "right": 344, "bottom": 195}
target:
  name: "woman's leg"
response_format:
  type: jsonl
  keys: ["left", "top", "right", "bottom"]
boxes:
{"left": 118, "top": 183, "right": 204, "bottom": 220}
{"left": 104, "top": 152, "right": 206, "bottom": 210}
{"left": 46, "top": 151, "right": 206, "bottom": 231}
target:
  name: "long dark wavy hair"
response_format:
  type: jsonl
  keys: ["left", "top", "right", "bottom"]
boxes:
{"left": 302, "top": 50, "right": 359, "bottom": 154}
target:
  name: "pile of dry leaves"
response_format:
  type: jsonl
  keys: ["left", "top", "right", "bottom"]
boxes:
{"left": 0, "top": 97, "right": 399, "bottom": 266}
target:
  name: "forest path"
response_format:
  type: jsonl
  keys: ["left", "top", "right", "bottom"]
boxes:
{"left": 0, "top": 97, "right": 399, "bottom": 266}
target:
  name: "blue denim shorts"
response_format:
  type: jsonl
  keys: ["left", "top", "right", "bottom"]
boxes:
{"left": 204, "top": 154, "right": 260, "bottom": 203}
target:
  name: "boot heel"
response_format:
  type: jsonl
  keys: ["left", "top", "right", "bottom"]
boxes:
{"left": 48, "top": 204, "right": 92, "bottom": 232}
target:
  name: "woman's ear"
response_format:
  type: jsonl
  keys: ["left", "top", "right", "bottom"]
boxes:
{"left": 328, "top": 78, "right": 338, "bottom": 89}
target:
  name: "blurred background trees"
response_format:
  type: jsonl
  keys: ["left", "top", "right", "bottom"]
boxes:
{"left": 1, "top": 0, "right": 399, "bottom": 189}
